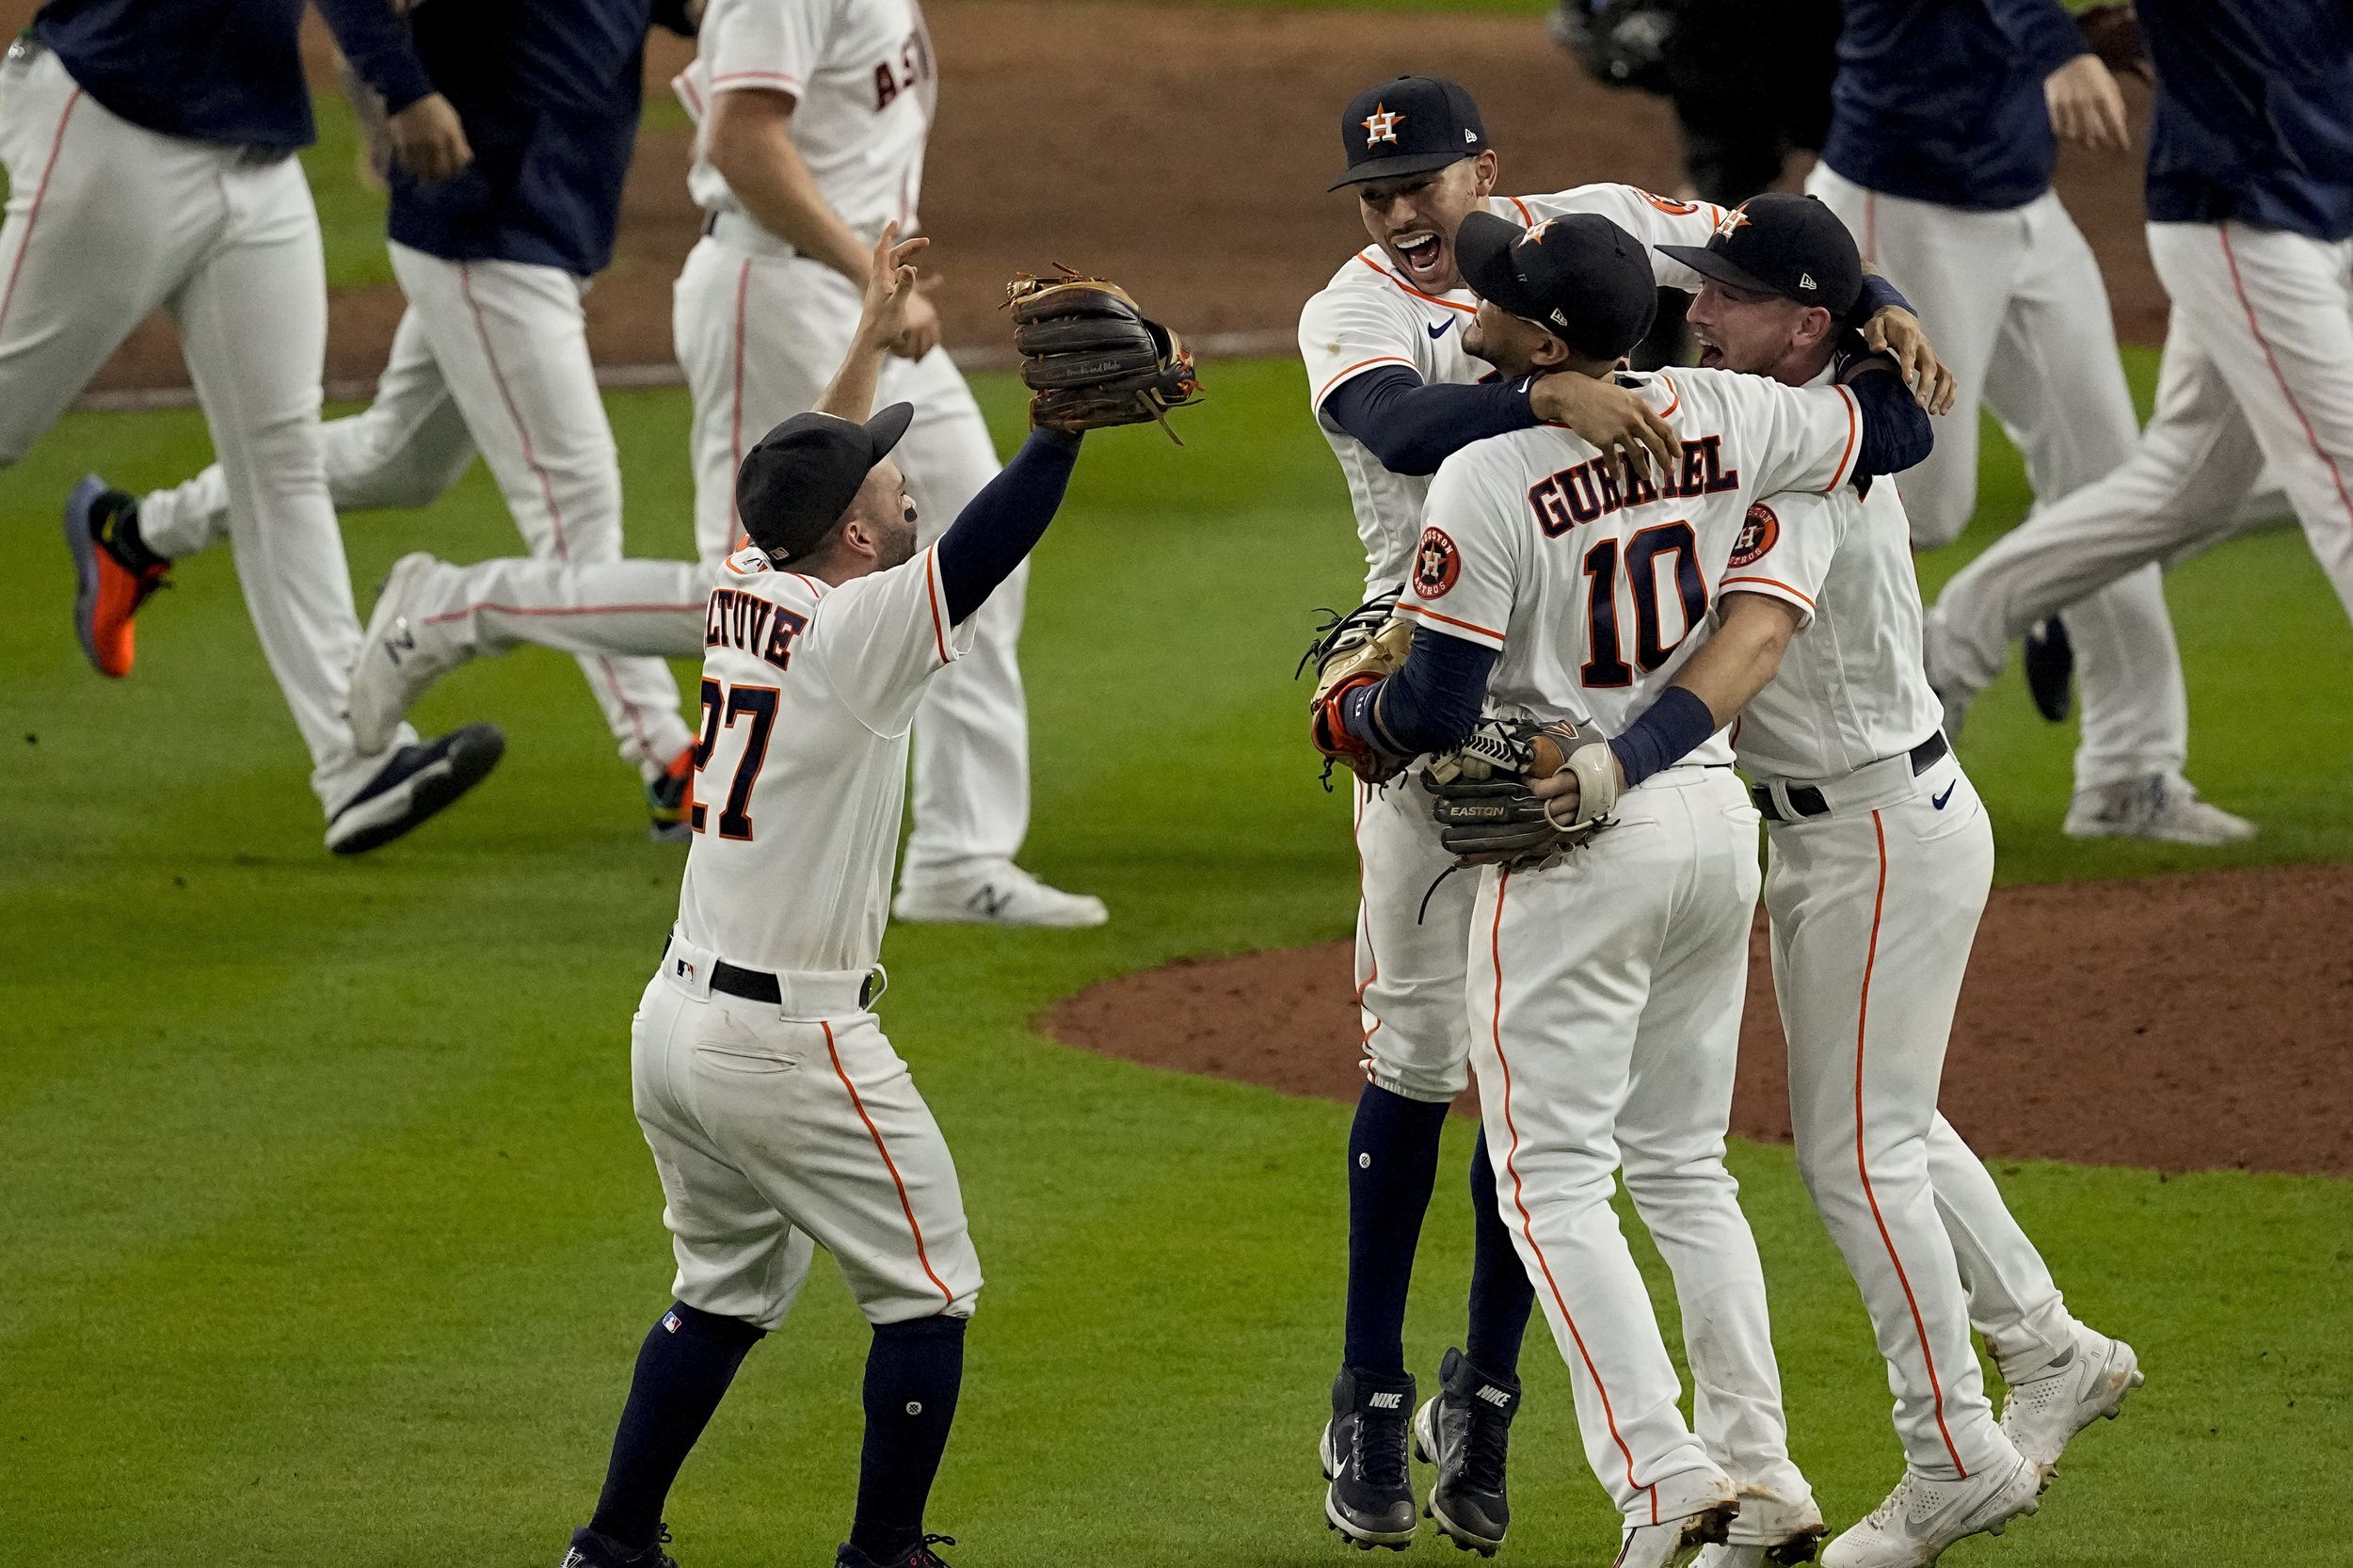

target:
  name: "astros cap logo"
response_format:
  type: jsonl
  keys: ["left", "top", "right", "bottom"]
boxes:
{"left": 1715, "top": 205, "right": 1752, "bottom": 240}
{"left": 1362, "top": 103, "right": 1405, "bottom": 147}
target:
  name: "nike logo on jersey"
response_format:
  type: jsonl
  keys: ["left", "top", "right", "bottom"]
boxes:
{"left": 1427, "top": 318, "right": 1454, "bottom": 340}
{"left": 1932, "top": 781, "right": 1957, "bottom": 809}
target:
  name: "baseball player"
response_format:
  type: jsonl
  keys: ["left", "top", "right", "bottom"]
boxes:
{"left": 563, "top": 233, "right": 1097, "bottom": 1568}
{"left": 1297, "top": 75, "right": 1950, "bottom": 1557}
{"left": 1313, "top": 209, "right": 1934, "bottom": 1568}
{"left": 9, "top": 0, "right": 502, "bottom": 854}
{"left": 1588, "top": 196, "right": 2138, "bottom": 1568}
{"left": 1926, "top": 0, "right": 2353, "bottom": 744}
{"left": 1805, "top": 0, "right": 2250, "bottom": 846}
{"left": 79, "top": 0, "right": 706, "bottom": 839}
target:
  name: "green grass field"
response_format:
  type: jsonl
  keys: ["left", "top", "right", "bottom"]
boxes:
{"left": 3, "top": 353, "right": 2350, "bottom": 1568}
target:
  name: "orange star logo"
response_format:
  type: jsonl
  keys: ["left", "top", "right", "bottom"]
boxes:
{"left": 1715, "top": 205, "right": 1753, "bottom": 240}
{"left": 1522, "top": 217, "right": 1556, "bottom": 241}
{"left": 1362, "top": 103, "right": 1406, "bottom": 147}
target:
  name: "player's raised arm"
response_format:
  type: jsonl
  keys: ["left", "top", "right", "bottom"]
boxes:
{"left": 812, "top": 225, "right": 931, "bottom": 424}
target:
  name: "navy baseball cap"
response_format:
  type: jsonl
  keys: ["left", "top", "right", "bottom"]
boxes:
{"left": 1455, "top": 209, "right": 1658, "bottom": 361}
{"left": 1329, "top": 76, "right": 1488, "bottom": 192}
{"left": 734, "top": 403, "right": 915, "bottom": 560}
{"left": 1657, "top": 193, "right": 1864, "bottom": 319}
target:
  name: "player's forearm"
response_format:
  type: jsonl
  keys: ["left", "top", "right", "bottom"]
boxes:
{"left": 1339, "top": 628, "right": 1497, "bottom": 760}
{"left": 707, "top": 104, "right": 871, "bottom": 281}
{"left": 1841, "top": 359, "right": 1934, "bottom": 478}
{"left": 314, "top": 0, "right": 434, "bottom": 114}
{"left": 1323, "top": 368, "right": 1538, "bottom": 477}
{"left": 936, "top": 429, "right": 1082, "bottom": 624}
{"left": 813, "top": 328, "right": 892, "bottom": 424}
{"left": 1608, "top": 596, "right": 1797, "bottom": 786}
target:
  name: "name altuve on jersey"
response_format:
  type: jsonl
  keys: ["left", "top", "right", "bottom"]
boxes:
{"left": 708, "top": 585, "right": 804, "bottom": 672}
{"left": 1528, "top": 432, "right": 1741, "bottom": 536}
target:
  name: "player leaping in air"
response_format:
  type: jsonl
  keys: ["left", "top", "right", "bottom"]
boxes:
{"left": 1296, "top": 73, "right": 1953, "bottom": 1560}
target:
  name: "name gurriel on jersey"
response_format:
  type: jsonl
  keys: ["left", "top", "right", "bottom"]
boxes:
{"left": 706, "top": 585, "right": 806, "bottom": 672}
{"left": 1527, "top": 432, "right": 1742, "bottom": 537}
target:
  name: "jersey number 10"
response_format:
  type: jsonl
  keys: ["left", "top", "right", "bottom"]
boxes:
{"left": 1580, "top": 520, "right": 1707, "bottom": 688}
{"left": 692, "top": 677, "right": 777, "bottom": 840}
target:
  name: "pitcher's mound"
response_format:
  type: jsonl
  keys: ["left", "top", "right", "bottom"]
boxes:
{"left": 1042, "top": 864, "right": 2353, "bottom": 1176}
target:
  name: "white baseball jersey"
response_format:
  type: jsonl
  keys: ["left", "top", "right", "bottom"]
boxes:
{"left": 680, "top": 0, "right": 936, "bottom": 234}
{"left": 1296, "top": 186, "right": 1724, "bottom": 591}
{"left": 1407, "top": 368, "right": 1865, "bottom": 761}
{"left": 1726, "top": 477, "right": 1944, "bottom": 783}
{"left": 675, "top": 544, "right": 974, "bottom": 973}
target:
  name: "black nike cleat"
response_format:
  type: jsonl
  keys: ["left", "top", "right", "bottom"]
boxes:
{"left": 836, "top": 1535, "right": 955, "bottom": 1568}
{"left": 2023, "top": 617, "right": 2073, "bottom": 723}
{"left": 1414, "top": 1347, "right": 1518, "bottom": 1556}
{"left": 1321, "top": 1366, "right": 1418, "bottom": 1550}
{"left": 325, "top": 723, "right": 504, "bottom": 856}
{"left": 560, "top": 1523, "right": 678, "bottom": 1568}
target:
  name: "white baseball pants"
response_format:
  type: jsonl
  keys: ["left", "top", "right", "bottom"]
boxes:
{"left": 145, "top": 254, "right": 693, "bottom": 776}
{"left": 633, "top": 933, "right": 981, "bottom": 1330}
{"left": 1764, "top": 754, "right": 2084, "bottom": 1475}
{"left": 0, "top": 44, "right": 414, "bottom": 812}
{"left": 674, "top": 232, "right": 1031, "bottom": 884}
{"left": 1468, "top": 767, "right": 1806, "bottom": 1528}
{"left": 1929, "top": 221, "right": 2353, "bottom": 696}
{"left": 138, "top": 305, "right": 478, "bottom": 553}
{"left": 1806, "top": 165, "right": 2190, "bottom": 795}
{"left": 1351, "top": 771, "right": 1481, "bottom": 1105}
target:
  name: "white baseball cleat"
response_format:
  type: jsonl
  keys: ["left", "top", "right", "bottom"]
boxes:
{"left": 2063, "top": 773, "right": 2256, "bottom": 846}
{"left": 1818, "top": 1452, "right": 2040, "bottom": 1568}
{"left": 1616, "top": 1498, "right": 1738, "bottom": 1568}
{"left": 1998, "top": 1326, "right": 2144, "bottom": 1476}
{"left": 892, "top": 862, "right": 1108, "bottom": 928}
{"left": 1696, "top": 1486, "right": 1826, "bottom": 1565}
{"left": 350, "top": 552, "right": 468, "bottom": 756}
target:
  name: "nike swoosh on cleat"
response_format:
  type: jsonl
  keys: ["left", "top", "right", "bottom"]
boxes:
{"left": 1932, "top": 781, "right": 1957, "bottom": 809}
{"left": 1428, "top": 319, "right": 1453, "bottom": 340}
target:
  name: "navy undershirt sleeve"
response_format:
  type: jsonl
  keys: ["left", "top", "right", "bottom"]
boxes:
{"left": 1850, "top": 272, "right": 1913, "bottom": 325}
{"left": 315, "top": 0, "right": 437, "bottom": 115}
{"left": 1323, "top": 366, "right": 1541, "bottom": 477}
{"left": 1840, "top": 358, "right": 1934, "bottom": 480}
{"left": 1606, "top": 686, "right": 1720, "bottom": 789}
{"left": 935, "top": 427, "right": 1081, "bottom": 625}
{"left": 1337, "top": 627, "right": 1497, "bottom": 760}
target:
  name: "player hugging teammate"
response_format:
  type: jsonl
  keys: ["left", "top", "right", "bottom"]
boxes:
{"left": 1303, "top": 76, "right": 2141, "bottom": 1568}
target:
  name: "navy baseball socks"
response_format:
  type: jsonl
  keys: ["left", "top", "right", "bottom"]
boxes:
{"left": 1326, "top": 1087, "right": 1534, "bottom": 1551}
{"left": 572, "top": 1306, "right": 966, "bottom": 1567}
{"left": 842, "top": 1315, "right": 967, "bottom": 1565}
{"left": 573, "top": 1302, "right": 766, "bottom": 1562}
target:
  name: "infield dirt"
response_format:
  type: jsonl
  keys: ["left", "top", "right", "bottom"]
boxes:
{"left": 1044, "top": 863, "right": 2353, "bottom": 1178}
{"left": 44, "top": 0, "right": 2174, "bottom": 393}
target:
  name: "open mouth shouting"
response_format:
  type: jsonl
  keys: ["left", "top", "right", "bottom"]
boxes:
{"left": 1692, "top": 325, "right": 1726, "bottom": 369}
{"left": 1388, "top": 228, "right": 1449, "bottom": 286}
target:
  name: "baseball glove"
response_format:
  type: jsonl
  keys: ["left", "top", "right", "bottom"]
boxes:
{"left": 1424, "top": 714, "right": 1619, "bottom": 870}
{"left": 1007, "top": 268, "right": 1202, "bottom": 440}
{"left": 1302, "top": 589, "right": 1415, "bottom": 787}
{"left": 2074, "top": 3, "right": 2150, "bottom": 82}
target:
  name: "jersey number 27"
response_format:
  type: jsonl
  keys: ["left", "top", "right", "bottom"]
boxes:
{"left": 691, "top": 677, "right": 777, "bottom": 840}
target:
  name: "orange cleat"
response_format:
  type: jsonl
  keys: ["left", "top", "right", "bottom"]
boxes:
{"left": 65, "top": 475, "right": 169, "bottom": 680}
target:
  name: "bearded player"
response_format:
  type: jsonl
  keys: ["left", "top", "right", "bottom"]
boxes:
{"left": 561, "top": 241, "right": 1189, "bottom": 1568}
{"left": 1298, "top": 74, "right": 1950, "bottom": 1556}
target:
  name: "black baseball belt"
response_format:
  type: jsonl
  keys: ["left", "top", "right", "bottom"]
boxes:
{"left": 658, "top": 937, "right": 880, "bottom": 1009}
{"left": 1750, "top": 731, "right": 1950, "bottom": 824}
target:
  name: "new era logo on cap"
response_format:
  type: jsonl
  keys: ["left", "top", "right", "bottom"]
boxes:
{"left": 1800, "top": 271, "right": 1817, "bottom": 291}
